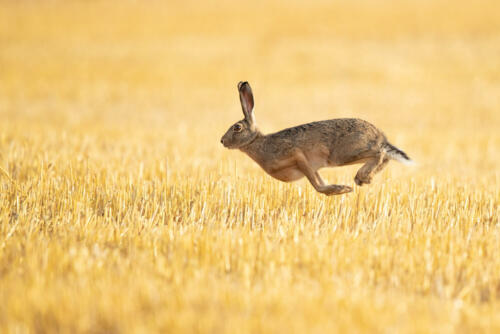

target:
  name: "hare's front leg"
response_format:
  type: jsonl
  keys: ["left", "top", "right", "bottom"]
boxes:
{"left": 296, "top": 153, "right": 352, "bottom": 196}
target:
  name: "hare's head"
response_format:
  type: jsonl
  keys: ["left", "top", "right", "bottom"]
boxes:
{"left": 221, "top": 81, "right": 259, "bottom": 149}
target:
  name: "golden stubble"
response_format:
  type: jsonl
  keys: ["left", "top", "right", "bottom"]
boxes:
{"left": 0, "top": 1, "right": 499, "bottom": 333}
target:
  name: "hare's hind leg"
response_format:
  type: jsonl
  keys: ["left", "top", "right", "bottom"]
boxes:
{"left": 373, "top": 157, "right": 389, "bottom": 174}
{"left": 296, "top": 153, "right": 352, "bottom": 195}
{"left": 354, "top": 152, "right": 387, "bottom": 186}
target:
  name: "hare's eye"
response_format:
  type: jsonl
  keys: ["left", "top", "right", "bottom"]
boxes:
{"left": 233, "top": 124, "right": 242, "bottom": 132}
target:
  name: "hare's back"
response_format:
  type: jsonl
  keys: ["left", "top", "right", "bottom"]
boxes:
{"left": 321, "top": 118, "right": 383, "bottom": 140}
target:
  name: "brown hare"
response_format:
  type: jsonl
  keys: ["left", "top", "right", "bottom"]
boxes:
{"left": 221, "top": 82, "right": 413, "bottom": 196}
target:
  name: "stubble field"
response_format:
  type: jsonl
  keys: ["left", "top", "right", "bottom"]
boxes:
{"left": 1, "top": 0, "right": 499, "bottom": 333}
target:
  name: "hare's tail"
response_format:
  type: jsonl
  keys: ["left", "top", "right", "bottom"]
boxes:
{"left": 383, "top": 143, "right": 415, "bottom": 165}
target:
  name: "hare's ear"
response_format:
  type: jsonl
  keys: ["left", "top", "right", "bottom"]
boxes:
{"left": 238, "top": 81, "right": 255, "bottom": 123}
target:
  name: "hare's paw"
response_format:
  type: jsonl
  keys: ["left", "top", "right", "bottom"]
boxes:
{"left": 321, "top": 185, "right": 353, "bottom": 196}
{"left": 354, "top": 174, "right": 371, "bottom": 186}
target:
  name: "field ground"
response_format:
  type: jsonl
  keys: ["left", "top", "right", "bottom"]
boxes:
{"left": 1, "top": 0, "right": 499, "bottom": 333}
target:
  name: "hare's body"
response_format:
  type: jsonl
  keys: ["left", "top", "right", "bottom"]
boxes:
{"left": 242, "top": 119, "right": 384, "bottom": 176}
{"left": 221, "top": 82, "right": 412, "bottom": 195}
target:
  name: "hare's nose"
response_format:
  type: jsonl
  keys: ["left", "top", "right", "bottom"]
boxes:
{"left": 220, "top": 139, "right": 224, "bottom": 145}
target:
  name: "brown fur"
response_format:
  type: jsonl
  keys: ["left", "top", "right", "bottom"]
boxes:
{"left": 221, "top": 82, "right": 411, "bottom": 195}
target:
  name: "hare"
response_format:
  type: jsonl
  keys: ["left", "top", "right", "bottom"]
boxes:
{"left": 221, "top": 81, "right": 413, "bottom": 195}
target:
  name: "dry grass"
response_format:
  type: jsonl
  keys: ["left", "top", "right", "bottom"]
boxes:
{"left": 1, "top": 0, "right": 499, "bottom": 333}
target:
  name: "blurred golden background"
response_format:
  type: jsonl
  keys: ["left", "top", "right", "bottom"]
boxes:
{"left": 1, "top": 0, "right": 499, "bottom": 333}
